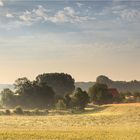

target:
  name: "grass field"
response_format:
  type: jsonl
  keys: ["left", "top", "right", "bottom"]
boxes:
{"left": 0, "top": 103, "right": 140, "bottom": 140}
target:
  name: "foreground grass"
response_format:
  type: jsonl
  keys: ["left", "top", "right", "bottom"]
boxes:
{"left": 0, "top": 103, "right": 140, "bottom": 140}
{"left": 0, "top": 128, "right": 139, "bottom": 140}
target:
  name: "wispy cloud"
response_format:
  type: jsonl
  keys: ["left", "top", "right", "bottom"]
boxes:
{"left": 0, "top": 0, "right": 4, "bottom": 6}
{"left": 33, "top": 5, "right": 48, "bottom": 20}
{"left": 0, "top": 5, "right": 95, "bottom": 29}
{"left": 113, "top": 8, "right": 140, "bottom": 21}
{"left": 96, "top": 4, "right": 140, "bottom": 22}
{"left": 0, "top": 1, "right": 140, "bottom": 82}
{"left": 6, "top": 13, "right": 14, "bottom": 18}
{"left": 20, "top": 6, "right": 95, "bottom": 24}
{"left": 76, "top": 2, "right": 84, "bottom": 8}
{"left": 49, "top": 7, "right": 95, "bottom": 23}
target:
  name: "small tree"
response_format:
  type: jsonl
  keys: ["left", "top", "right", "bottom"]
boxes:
{"left": 1, "top": 88, "right": 15, "bottom": 107}
{"left": 88, "top": 83, "right": 113, "bottom": 104}
{"left": 13, "top": 106, "right": 23, "bottom": 115}
{"left": 5, "top": 109, "right": 11, "bottom": 115}
{"left": 71, "top": 88, "right": 89, "bottom": 110}
{"left": 56, "top": 100, "right": 67, "bottom": 110}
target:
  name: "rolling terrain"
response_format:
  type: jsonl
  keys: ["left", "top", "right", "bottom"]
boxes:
{"left": 0, "top": 103, "right": 139, "bottom": 140}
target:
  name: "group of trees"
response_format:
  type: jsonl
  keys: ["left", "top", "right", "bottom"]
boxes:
{"left": 120, "top": 91, "right": 140, "bottom": 103}
{"left": 1, "top": 73, "right": 140, "bottom": 110}
{"left": 1, "top": 73, "right": 75, "bottom": 109}
{"left": 88, "top": 83, "right": 113, "bottom": 104}
{"left": 96, "top": 75, "right": 140, "bottom": 93}
{"left": 1, "top": 73, "right": 111, "bottom": 110}
{"left": 36, "top": 73, "right": 75, "bottom": 96}
{"left": 56, "top": 88, "right": 89, "bottom": 110}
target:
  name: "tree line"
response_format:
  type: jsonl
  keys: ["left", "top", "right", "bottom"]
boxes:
{"left": 96, "top": 75, "right": 140, "bottom": 92}
{"left": 0, "top": 73, "right": 140, "bottom": 110}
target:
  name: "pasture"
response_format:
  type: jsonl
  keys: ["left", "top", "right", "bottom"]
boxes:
{"left": 0, "top": 103, "right": 140, "bottom": 140}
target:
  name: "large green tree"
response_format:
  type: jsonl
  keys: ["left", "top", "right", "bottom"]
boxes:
{"left": 36, "top": 73, "right": 75, "bottom": 96}
{"left": 31, "top": 82, "right": 55, "bottom": 108}
{"left": 13, "top": 77, "right": 55, "bottom": 108}
{"left": 14, "top": 77, "right": 33, "bottom": 96}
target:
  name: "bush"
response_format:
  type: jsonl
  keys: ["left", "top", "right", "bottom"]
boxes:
{"left": 13, "top": 106, "right": 24, "bottom": 115}
{"left": 56, "top": 100, "right": 67, "bottom": 110}
{"left": 24, "top": 109, "right": 48, "bottom": 116}
{"left": 24, "top": 110, "right": 31, "bottom": 115}
{"left": 71, "top": 88, "right": 89, "bottom": 109}
{"left": 32, "top": 108, "right": 45, "bottom": 115}
{"left": 32, "top": 108, "right": 38, "bottom": 115}
{"left": 5, "top": 109, "right": 11, "bottom": 115}
{"left": 43, "top": 109, "right": 49, "bottom": 115}
{"left": 70, "top": 107, "right": 84, "bottom": 114}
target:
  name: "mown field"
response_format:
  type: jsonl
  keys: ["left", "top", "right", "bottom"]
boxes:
{"left": 0, "top": 103, "right": 140, "bottom": 140}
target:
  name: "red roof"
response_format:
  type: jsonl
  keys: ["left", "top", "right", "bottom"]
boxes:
{"left": 108, "top": 88, "right": 119, "bottom": 98}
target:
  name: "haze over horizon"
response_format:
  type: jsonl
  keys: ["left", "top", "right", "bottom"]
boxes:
{"left": 0, "top": 0, "right": 140, "bottom": 83}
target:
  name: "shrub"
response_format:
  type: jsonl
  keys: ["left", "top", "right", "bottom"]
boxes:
{"left": 32, "top": 108, "right": 43, "bottom": 115}
{"left": 5, "top": 109, "right": 11, "bottom": 115}
{"left": 13, "top": 106, "right": 24, "bottom": 115}
{"left": 70, "top": 107, "right": 84, "bottom": 114}
{"left": 43, "top": 109, "right": 49, "bottom": 115}
{"left": 24, "top": 109, "right": 48, "bottom": 116}
{"left": 71, "top": 88, "right": 89, "bottom": 110}
{"left": 56, "top": 100, "right": 67, "bottom": 110}
{"left": 32, "top": 108, "right": 38, "bottom": 115}
{"left": 24, "top": 110, "right": 31, "bottom": 115}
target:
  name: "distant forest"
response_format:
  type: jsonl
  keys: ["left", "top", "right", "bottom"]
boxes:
{"left": 0, "top": 73, "right": 140, "bottom": 109}
{"left": 76, "top": 75, "right": 140, "bottom": 92}
{"left": 1, "top": 75, "right": 140, "bottom": 93}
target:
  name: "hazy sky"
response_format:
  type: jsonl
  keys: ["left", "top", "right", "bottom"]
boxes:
{"left": 0, "top": 0, "right": 140, "bottom": 83}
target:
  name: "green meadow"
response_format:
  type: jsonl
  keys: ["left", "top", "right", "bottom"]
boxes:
{"left": 0, "top": 103, "right": 139, "bottom": 140}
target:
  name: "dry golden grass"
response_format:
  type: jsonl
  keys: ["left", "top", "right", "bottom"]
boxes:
{"left": 0, "top": 103, "right": 139, "bottom": 140}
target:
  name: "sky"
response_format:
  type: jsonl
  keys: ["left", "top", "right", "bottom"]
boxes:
{"left": 0, "top": 0, "right": 140, "bottom": 83}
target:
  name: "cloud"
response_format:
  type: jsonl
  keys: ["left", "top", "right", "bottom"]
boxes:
{"left": 96, "top": 4, "right": 140, "bottom": 22}
{"left": 0, "top": 6, "right": 48, "bottom": 29}
{"left": 18, "top": 6, "right": 46, "bottom": 26}
{"left": 0, "top": 0, "right": 4, "bottom": 6}
{"left": 49, "top": 7, "right": 95, "bottom": 23}
{"left": 76, "top": 2, "right": 84, "bottom": 8}
{"left": 18, "top": 6, "right": 48, "bottom": 25}
{"left": 19, "top": 10, "right": 34, "bottom": 22}
{"left": 113, "top": 8, "right": 140, "bottom": 21}
{"left": 1, "top": 5, "right": 95, "bottom": 29}
{"left": 109, "top": 4, "right": 140, "bottom": 21}
{"left": 6, "top": 13, "right": 14, "bottom": 18}
{"left": 33, "top": 5, "right": 48, "bottom": 20}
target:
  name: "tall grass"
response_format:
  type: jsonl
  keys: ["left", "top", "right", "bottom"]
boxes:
{"left": 0, "top": 103, "right": 139, "bottom": 140}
